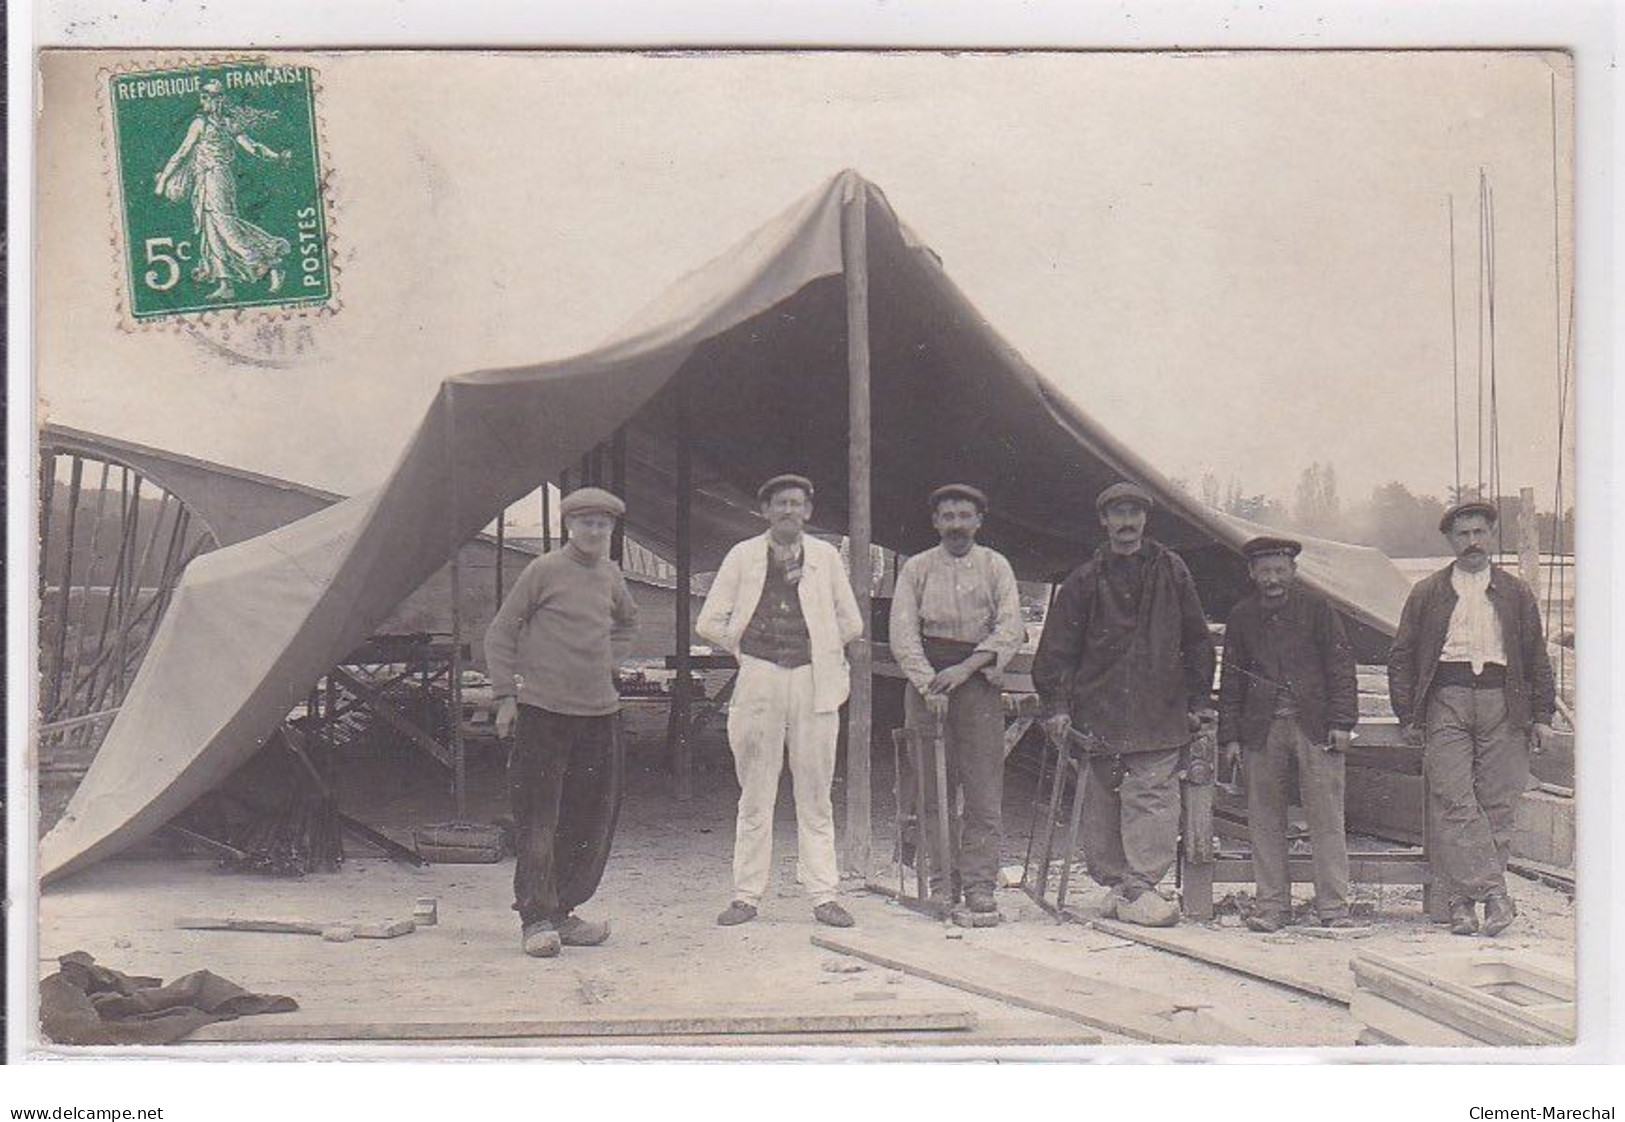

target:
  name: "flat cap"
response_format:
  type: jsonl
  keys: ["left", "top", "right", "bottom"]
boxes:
{"left": 1242, "top": 535, "right": 1303, "bottom": 561}
{"left": 559, "top": 486, "right": 626, "bottom": 519}
{"left": 1095, "top": 481, "right": 1155, "bottom": 514}
{"left": 1438, "top": 499, "right": 1499, "bottom": 534}
{"left": 928, "top": 483, "right": 989, "bottom": 513}
{"left": 757, "top": 474, "right": 815, "bottom": 503}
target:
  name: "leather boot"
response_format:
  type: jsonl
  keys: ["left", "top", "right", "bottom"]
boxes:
{"left": 1481, "top": 893, "right": 1517, "bottom": 937}
{"left": 1448, "top": 900, "right": 1479, "bottom": 937}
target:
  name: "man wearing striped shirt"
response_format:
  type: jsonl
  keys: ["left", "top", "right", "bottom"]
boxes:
{"left": 889, "top": 484, "right": 1027, "bottom": 915}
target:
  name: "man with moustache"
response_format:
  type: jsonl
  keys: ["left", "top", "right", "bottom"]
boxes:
{"left": 1389, "top": 500, "right": 1555, "bottom": 937}
{"left": 1031, "top": 481, "right": 1216, "bottom": 927}
{"left": 889, "top": 484, "right": 1027, "bottom": 914}
{"left": 486, "top": 487, "right": 640, "bottom": 958}
{"left": 697, "top": 474, "right": 866, "bottom": 929}
{"left": 1218, "top": 536, "right": 1360, "bottom": 932}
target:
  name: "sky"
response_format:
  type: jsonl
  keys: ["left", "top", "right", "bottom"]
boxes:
{"left": 36, "top": 50, "right": 1574, "bottom": 526}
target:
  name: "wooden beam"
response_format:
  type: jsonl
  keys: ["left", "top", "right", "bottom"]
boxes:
{"left": 1518, "top": 486, "right": 1541, "bottom": 589}
{"left": 541, "top": 483, "right": 553, "bottom": 553}
{"left": 1088, "top": 917, "right": 1353, "bottom": 1005}
{"left": 842, "top": 180, "right": 874, "bottom": 879}
{"left": 811, "top": 929, "right": 1257, "bottom": 1045}
{"left": 186, "top": 1004, "right": 977, "bottom": 1043}
{"left": 611, "top": 427, "right": 628, "bottom": 563}
{"left": 331, "top": 667, "right": 453, "bottom": 771}
{"left": 495, "top": 504, "right": 506, "bottom": 604}
{"left": 672, "top": 380, "right": 694, "bottom": 802}
{"left": 446, "top": 385, "right": 467, "bottom": 818}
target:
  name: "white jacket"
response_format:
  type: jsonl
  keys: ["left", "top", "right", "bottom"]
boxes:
{"left": 696, "top": 531, "right": 866, "bottom": 713}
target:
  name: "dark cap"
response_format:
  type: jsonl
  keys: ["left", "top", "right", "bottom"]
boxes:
{"left": 928, "top": 483, "right": 989, "bottom": 514}
{"left": 1242, "top": 535, "right": 1303, "bottom": 562}
{"left": 558, "top": 486, "right": 626, "bottom": 519}
{"left": 757, "top": 474, "right": 815, "bottom": 504}
{"left": 1438, "top": 499, "right": 1499, "bottom": 534}
{"left": 1095, "top": 481, "right": 1155, "bottom": 514}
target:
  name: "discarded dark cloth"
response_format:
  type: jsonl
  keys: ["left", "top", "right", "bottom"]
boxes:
{"left": 40, "top": 951, "right": 297, "bottom": 1045}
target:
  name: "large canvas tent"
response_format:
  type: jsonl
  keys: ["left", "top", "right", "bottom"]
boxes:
{"left": 40, "top": 171, "right": 1413, "bottom": 883}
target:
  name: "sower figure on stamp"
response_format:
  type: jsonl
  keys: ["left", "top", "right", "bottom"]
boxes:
{"left": 1388, "top": 500, "right": 1555, "bottom": 938}
{"left": 697, "top": 475, "right": 866, "bottom": 929}
{"left": 1031, "top": 482, "right": 1217, "bottom": 928}
{"left": 485, "top": 487, "right": 640, "bottom": 958}
{"left": 889, "top": 484, "right": 1027, "bottom": 914}
{"left": 1217, "top": 536, "right": 1360, "bottom": 933}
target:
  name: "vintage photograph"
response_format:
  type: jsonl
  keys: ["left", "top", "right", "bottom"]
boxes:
{"left": 28, "top": 48, "right": 1575, "bottom": 1052}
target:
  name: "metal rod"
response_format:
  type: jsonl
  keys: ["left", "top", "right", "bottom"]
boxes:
{"left": 912, "top": 731, "right": 931, "bottom": 902}
{"left": 931, "top": 719, "right": 953, "bottom": 906}
{"left": 47, "top": 457, "right": 85, "bottom": 715}
{"left": 61, "top": 459, "right": 113, "bottom": 736}
{"left": 1054, "top": 745, "right": 1091, "bottom": 912}
{"left": 841, "top": 179, "right": 874, "bottom": 880}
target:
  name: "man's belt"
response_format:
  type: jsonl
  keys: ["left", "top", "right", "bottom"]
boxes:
{"left": 920, "top": 635, "right": 979, "bottom": 673}
{"left": 1434, "top": 661, "right": 1507, "bottom": 689}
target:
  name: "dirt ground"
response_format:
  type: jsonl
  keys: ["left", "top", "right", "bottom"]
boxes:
{"left": 35, "top": 702, "right": 1577, "bottom": 1054}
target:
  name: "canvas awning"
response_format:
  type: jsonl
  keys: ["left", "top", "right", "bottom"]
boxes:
{"left": 41, "top": 171, "right": 1413, "bottom": 882}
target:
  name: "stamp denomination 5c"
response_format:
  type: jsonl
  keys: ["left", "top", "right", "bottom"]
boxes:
{"left": 108, "top": 61, "right": 333, "bottom": 321}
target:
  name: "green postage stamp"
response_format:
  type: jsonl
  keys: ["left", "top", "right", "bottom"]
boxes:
{"left": 107, "top": 61, "right": 333, "bottom": 321}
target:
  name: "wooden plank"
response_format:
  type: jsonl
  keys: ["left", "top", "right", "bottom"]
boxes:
{"left": 176, "top": 917, "right": 415, "bottom": 939}
{"left": 811, "top": 930, "right": 1258, "bottom": 1045}
{"left": 185, "top": 1004, "right": 977, "bottom": 1043}
{"left": 1350, "top": 953, "right": 1571, "bottom": 1046}
{"left": 1350, "top": 990, "right": 1480, "bottom": 1047}
{"left": 1089, "top": 917, "right": 1354, "bottom": 1005}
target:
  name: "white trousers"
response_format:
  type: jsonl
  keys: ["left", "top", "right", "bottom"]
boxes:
{"left": 726, "top": 655, "right": 841, "bottom": 906}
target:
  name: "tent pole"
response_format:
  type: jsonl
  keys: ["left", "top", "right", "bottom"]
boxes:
{"left": 672, "top": 381, "right": 694, "bottom": 802}
{"left": 446, "top": 385, "right": 467, "bottom": 819}
{"left": 495, "top": 504, "right": 506, "bottom": 603}
{"left": 611, "top": 427, "right": 628, "bottom": 563}
{"left": 841, "top": 183, "right": 873, "bottom": 880}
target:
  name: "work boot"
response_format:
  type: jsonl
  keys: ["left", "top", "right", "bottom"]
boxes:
{"left": 716, "top": 901, "right": 758, "bottom": 927}
{"left": 1320, "top": 915, "right": 1366, "bottom": 930}
{"left": 1481, "top": 894, "right": 1517, "bottom": 937}
{"left": 1115, "top": 889, "right": 1179, "bottom": 928}
{"left": 964, "top": 889, "right": 997, "bottom": 915}
{"left": 1098, "top": 887, "right": 1128, "bottom": 920}
{"left": 557, "top": 914, "right": 611, "bottom": 947}
{"left": 813, "top": 901, "right": 856, "bottom": 928}
{"left": 1448, "top": 900, "right": 1479, "bottom": 937}
{"left": 521, "top": 921, "right": 562, "bottom": 958}
{"left": 1244, "top": 911, "right": 1288, "bottom": 933}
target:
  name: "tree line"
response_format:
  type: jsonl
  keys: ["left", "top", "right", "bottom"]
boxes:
{"left": 1184, "top": 464, "right": 1574, "bottom": 558}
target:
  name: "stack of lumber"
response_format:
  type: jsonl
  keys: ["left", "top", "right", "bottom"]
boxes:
{"left": 1349, "top": 951, "right": 1574, "bottom": 1047}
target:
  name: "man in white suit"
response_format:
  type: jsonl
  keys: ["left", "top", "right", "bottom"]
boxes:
{"left": 697, "top": 474, "right": 866, "bottom": 928}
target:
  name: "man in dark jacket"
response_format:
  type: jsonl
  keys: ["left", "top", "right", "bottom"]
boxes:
{"left": 1032, "top": 482, "right": 1217, "bottom": 926}
{"left": 1388, "top": 500, "right": 1556, "bottom": 937}
{"left": 1218, "top": 536, "right": 1359, "bottom": 932}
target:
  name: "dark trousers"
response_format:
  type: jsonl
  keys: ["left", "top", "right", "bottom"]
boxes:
{"left": 1081, "top": 747, "right": 1182, "bottom": 895}
{"left": 1424, "top": 685, "right": 1528, "bottom": 904}
{"left": 1245, "top": 716, "right": 1349, "bottom": 921}
{"left": 901, "top": 675, "right": 1007, "bottom": 896}
{"left": 509, "top": 704, "right": 623, "bottom": 927}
